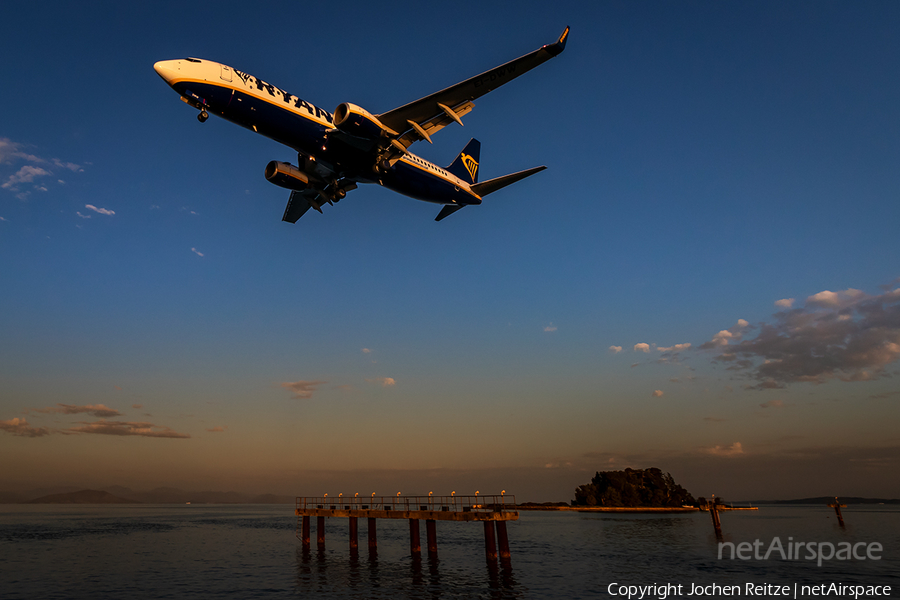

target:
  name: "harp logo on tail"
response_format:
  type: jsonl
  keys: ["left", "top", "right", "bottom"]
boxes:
{"left": 461, "top": 153, "right": 479, "bottom": 182}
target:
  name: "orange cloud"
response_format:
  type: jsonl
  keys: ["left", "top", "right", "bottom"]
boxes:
{"left": 0, "top": 418, "right": 50, "bottom": 438}
{"left": 281, "top": 380, "right": 328, "bottom": 399}
{"left": 68, "top": 420, "right": 190, "bottom": 439}
{"left": 35, "top": 403, "right": 122, "bottom": 418}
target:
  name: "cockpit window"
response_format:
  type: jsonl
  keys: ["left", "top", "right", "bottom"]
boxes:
{"left": 185, "top": 58, "right": 201, "bottom": 63}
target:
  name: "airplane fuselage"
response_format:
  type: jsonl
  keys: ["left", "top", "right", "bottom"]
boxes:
{"left": 153, "top": 58, "right": 481, "bottom": 206}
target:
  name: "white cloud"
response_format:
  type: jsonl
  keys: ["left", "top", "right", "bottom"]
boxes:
{"left": 634, "top": 343, "right": 650, "bottom": 353}
{"left": 709, "top": 283, "right": 900, "bottom": 388}
{"left": 0, "top": 138, "right": 42, "bottom": 164}
{"left": 544, "top": 323, "right": 557, "bottom": 332}
{"left": 806, "top": 288, "right": 866, "bottom": 309}
{"left": 362, "top": 348, "right": 372, "bottom": 354}
{"left": 608, "top": 346, "right": 622, "bottom": 354}
{"left": 191, "top": 248, "right": 204, "bottom": 257}
{"left": 367, "top": 377, "right": 396, "bottom": 387}
{"left": 52, "top": 158, "right": 83, "bottom": 172}
{"left": 76, "top": 212, "right": 91, "bottom": 219}
{"left": 700, "top": 319, "right": 750, "bottom": 350}
{"left": 2, "top": 165, "right": 50, "bottom": 189}
{"left": 775, "top": 298, "right": 795, "bottom": 309}
{"left": 85, "top": 204, "right": 114, "bottom": 216}
{"left": 1, "top": 139, "right": 83, "bottom": 194}
{"left": 658, "top": 343, "right": 691, "bottom": 353}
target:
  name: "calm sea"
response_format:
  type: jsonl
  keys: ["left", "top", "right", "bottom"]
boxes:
{"left": 1, "top": 504, "right": 897, "bottom": 599}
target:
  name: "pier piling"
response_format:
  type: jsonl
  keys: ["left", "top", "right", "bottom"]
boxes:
{"left": 295, "top": 493, "right": 517, "bottom": 567}
{"left": 368, "top": 517, "right": 377, "bottom": 550}
{"left": 349, "top": 516, "right": 358, "bottom": 550}
{"left": 496, "top": 521, "right": 510, "bottom": 559}
{"left": 409, "top": 519, "right": 421, "bottom": 555}
{"left": 301, "top": 516, "right": 310, "bottom": 547}
{"left": 426, "top": 519, "right": 438, "bottom": 557}
{"left": 484, "top": 521, "right": 498, "bottom": 561}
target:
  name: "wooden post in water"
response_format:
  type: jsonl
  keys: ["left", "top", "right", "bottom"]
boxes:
{"left": 828, "top": 497, "right": 846, "bottom": 527}
{"left": 496, "top": 521, "right": 511, "bottom": 559}
{"left": 709, "top": 498, "right": 722, "bottom": 538}
{"left": 484, "top": 520, "right": 498, "bottom": 561}
{"left": 426, "top": 519, "right": 438, "bottom": 558}
{"left": 368, "top": 517, "right": 377, "bottom": 551}
{"left": 316, "top": 516, "right": 326, "bottom": 550}
{"left": 301, "top": 516, "right": 310, "bottom": 548}
{"left": 349, "top": 516, "right": 358, "bottom": 550}
{"left": 409, "top": 519, "right": 421, "bottom": 555}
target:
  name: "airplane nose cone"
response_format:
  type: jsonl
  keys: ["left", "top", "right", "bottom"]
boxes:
{"left": 153, "top": 60, "right": 179, "bottom": 83}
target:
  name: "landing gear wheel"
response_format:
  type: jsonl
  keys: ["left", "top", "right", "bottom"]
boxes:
{"left": 198, "top": 110, "right": 209, "bottom": 123}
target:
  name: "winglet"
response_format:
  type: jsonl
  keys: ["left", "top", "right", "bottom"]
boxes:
{"left": 546, "top": 26, "right": 569, "bottom": 57}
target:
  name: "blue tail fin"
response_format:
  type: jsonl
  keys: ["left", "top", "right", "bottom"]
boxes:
{"left": 446, "top": 138, "right": 481, "bottom": 184}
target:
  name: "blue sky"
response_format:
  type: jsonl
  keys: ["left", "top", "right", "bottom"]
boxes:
{"left": 1, "top": 1, "right": 899, "bottom": 501}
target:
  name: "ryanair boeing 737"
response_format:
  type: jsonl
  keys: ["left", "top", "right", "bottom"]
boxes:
{"left": 154, "top": 28, "right": 568, "bottom": 222}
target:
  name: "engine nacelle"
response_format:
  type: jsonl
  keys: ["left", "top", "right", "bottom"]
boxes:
{"left": 333, "top": 102, "right": 394, "bottom": 138}
{"left": 265, "top": 161, "right": 312, "bottom": 191}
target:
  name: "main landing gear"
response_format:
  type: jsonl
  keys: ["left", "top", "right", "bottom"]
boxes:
{"left": 197, "top": 109, "right": 209, "bottom": 123}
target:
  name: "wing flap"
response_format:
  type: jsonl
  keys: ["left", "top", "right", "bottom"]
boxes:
{"left": 282, "top": 190, "right": 313, "bottom": 223}
{"left": 395, "top": 101, "right": 475, "bottom": 149}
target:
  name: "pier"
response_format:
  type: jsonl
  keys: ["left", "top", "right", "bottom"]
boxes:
{"left": 295, "top": 493, "right": 518, "bottom": 562}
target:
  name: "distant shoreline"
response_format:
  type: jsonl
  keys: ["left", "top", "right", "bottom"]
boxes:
{"left": 517, "top": 505, "right": 700, "bottom": 513}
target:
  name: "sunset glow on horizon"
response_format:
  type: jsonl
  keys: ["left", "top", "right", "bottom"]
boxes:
{"left": 2, "top": 1, "right": 899, "bottom": 503}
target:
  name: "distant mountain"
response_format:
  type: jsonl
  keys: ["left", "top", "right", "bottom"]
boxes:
{"left": 764, "top": 497, "right": 900, "bottom": 505}
{"left": 0, "top": 491, "right": 26, "bottom": 504}
{"left": 5, "top": 485, "right": 296, "bottom": 504}
{"left": 27, "top": 489, "right": 141, "bottom": 504}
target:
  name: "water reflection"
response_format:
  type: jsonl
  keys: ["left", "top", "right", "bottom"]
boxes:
{"left": 295, "top": 540, "right": 521, "bottom": 599}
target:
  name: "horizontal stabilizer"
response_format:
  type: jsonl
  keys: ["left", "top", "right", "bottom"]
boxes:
{"left": 470, "top": 166, "right": 546, "bottom": 198}
{"left": 282, "top": 190, "right": 312, "bottom": 223}
{"left": 435, "top": 204, "right": 465, "bottom": 221}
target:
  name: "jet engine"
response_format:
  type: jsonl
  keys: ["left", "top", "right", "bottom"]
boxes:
{"left": 333, "top": 103, "right": 394, "bottom": 139}
{"left": 265, "top": 161, "right": 313, "bottom": 191}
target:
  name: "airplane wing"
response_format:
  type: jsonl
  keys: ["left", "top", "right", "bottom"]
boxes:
{"left": 377, "top": 27, "right": 569, "bottom": 149}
